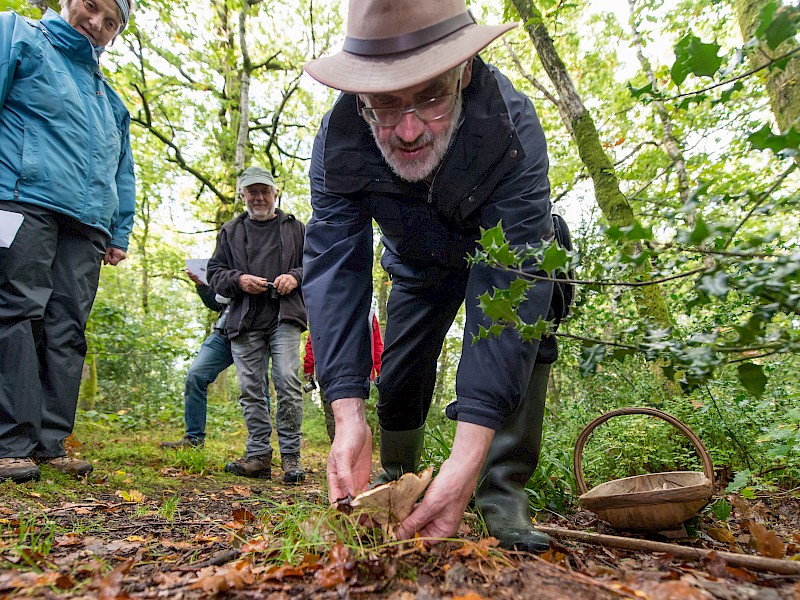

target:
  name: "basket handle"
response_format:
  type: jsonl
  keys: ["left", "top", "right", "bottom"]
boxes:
{"left": 573, "top": 407, "right": 715, "bottom": 495}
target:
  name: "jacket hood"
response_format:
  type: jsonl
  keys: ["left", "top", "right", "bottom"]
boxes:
{"left": 41, "top": 9, "right": 104, "bottom": 66}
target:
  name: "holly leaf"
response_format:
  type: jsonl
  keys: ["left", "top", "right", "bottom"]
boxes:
{"left": 540, "top": 242, "right": 568, "bottom": 273}
{"left": 737, "top": 362, "right": 768, "bottom": 398}
{"left": 671, "top": 34, "right": 723, "bottom": 85}
{"left": 748, "top": 124, "right": 800, "bottom": 156}
{"left": 697, "top": 271, "right": 730, "bottom": 297}
{"left": 579, "top": 344, "right": 606, "bottom": 376}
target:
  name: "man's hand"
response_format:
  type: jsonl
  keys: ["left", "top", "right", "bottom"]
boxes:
{"left": 327, "top": 397, "right": 372, "bottom": 502}
{"left": 396, "top": 422, "right": 494, "bottom": 543}
{"left": 103, "top": 247, "right": 127, "bottom": 266}
{"left": 238, "top": 274, "right": 269, "bottom": 295}
{"left": 185, "top": 268, "right": 204, "bottom": 286}
{"left": 273, "top": 273, "right": 299, "bottom": 295}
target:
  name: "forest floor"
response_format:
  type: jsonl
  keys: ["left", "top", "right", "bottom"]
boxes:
{"left": 1, "top": 426, "right": 800, "bottom": 599}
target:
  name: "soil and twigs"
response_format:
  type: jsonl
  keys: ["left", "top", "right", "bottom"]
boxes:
{"left": 1, "top": 453, "right": 799, "bottom": 599}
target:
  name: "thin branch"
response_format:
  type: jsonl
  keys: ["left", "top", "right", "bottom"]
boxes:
{"left": 665, "top": 46, "right": 800, "bottom": 101}
{"left": 724, "top": 162, "right": 798, "bottom": 249}
{"left": 485, "top": 261, "right": 710, "bottom": 288}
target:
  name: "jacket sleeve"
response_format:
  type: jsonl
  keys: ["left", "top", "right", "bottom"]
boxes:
{"left": 0, "top": 13, "right": 21, "bottom": 109}
{"left": 195, "top": 284, "right": 225, "bottom": 312}
{"left": 287, "top": 220, "right": 304, "bottom": 286}
{"left": 452, "top": 72, "right": 554, "bottom": 430}
{"left": 207, "top": 228, "right": 245, "bottom": 299}
{"left": 371, "top": 313, "right": 383, "bottom": 379}
{"left": 303, "top": 112, "right": 375, "bottom": 402}
{"left": 109, "top": 110, "right": 136, "bottom": 251}
{"left": 303, "top": 336, "right": 314, "bottom": 376}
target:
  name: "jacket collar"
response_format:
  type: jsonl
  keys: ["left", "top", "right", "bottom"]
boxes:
{"left": 40, "top": 9, "right": 105, "bottom": 67}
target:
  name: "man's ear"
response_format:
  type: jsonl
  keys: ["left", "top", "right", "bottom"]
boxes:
{"left": 462, "top": 58, "right": 474, "bottom": 88}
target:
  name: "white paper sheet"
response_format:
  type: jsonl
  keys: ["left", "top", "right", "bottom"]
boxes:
{"left": 185, "top": 258, "right": 210, "bottom": 285}
{"left": 0, "top": 210, "right": 24, "bottom": 248}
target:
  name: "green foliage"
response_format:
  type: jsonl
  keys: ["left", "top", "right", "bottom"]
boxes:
{"left": 707, "top": 498, "right": 732, "bottom": 521}
{"left": 754, "top": 1, "right": 800, "bottom": 50}
{"left": 158, "top": 494, "right": 180, "bottom": 523}
{"left": 169, "top": 447, "right": 211, "bottom": 475}
{"left": 0, "top": 512, "right": 55, "bottom": 569}
{"left": 671, "top": 34, "right": 723, "bottom": 85}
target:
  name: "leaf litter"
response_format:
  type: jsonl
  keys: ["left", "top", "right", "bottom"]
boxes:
{"left": 1, "top": 458, "right": 799, "bottom": 598}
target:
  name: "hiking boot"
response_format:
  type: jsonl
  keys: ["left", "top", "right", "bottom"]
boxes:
{"left": 38, "top": 456, "right": 93, "bottom": 477}
{"left": 159, "top": 436, "right": 204, "bottom": 449}
{"left": 281, "top": 453, "right": 305, "bottom": 484}
{"left": 0, "top": 458, "right": 40, "bottom": 484}
{"left": 225, "top": 453, "right": 272, "bottom": 479}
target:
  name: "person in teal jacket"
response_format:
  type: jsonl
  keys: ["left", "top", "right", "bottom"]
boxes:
{"left": 0, "top": 0, "right": 136, "bottom": 484}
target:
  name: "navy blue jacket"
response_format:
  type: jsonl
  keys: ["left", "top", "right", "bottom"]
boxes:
{"left": 303, "top": 58, "right": 554, "bottom": 430}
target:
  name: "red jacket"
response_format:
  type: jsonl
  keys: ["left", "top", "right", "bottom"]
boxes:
{"left": 305, "top": 313, "right": 382, "bottom": 380}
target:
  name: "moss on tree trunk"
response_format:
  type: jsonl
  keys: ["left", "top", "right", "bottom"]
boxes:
{"left": 734, "top": 0, "right": 800, "bottom": 132}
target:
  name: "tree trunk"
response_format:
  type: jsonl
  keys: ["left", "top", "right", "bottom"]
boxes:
{"left": 510, "top": 0, "right": 677, "bottom": 394}
{"left": 734, "top": 0, "right": 800, "bottom": 132}
{"left": 78, "top": 353, "right": 98, "bottom": 411}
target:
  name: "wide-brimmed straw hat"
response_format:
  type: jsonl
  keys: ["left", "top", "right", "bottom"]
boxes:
{"left": 304, "top": 0, "right": 516, "bottom": 94}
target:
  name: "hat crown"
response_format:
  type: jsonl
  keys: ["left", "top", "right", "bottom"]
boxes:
{"left": 348, "top": 0, "right": 466, "bottom": 42}
{"left": 239, "top": 166, "right": 275, "bottom": 189}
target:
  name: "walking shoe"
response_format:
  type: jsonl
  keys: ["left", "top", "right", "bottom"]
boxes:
{"left": 38, "top": 456, "right": 93, "bottom": 477}
{"left": 0, "top": 458, "right": 41, "bottom": 484}
{"left": 224, "top": 453, "right": 272, "bottom": 479}
{"left": 281, "top": 453, "right": 306, "bottom": 484}
{"left": 159, "top": 436, "right": 204, "bottom": 449}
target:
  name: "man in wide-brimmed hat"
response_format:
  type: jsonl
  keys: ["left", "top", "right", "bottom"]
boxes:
{"left": 303, "top": 0, "right": 560, "bottom": 552}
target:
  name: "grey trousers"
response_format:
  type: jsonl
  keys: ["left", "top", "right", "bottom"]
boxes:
{"left": 0, "top": 202, "right": 106, "bottom": 458}
{"left": 231, "top": 323, "right": 303, "bottom": 458}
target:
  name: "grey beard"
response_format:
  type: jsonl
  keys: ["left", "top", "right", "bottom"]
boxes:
{"left": 371, "top": 95, "right": 463, "bottom": 183}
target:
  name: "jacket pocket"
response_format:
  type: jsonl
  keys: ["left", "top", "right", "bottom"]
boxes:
{"left": 21, "top": 124, "right": 41, "bottom": 183}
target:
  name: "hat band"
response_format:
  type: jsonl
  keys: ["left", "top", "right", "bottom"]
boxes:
{"left": 343, "top": 10, "right": 476, "bottom": 57}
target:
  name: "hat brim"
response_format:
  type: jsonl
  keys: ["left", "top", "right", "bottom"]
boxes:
{"left": 240, "top": 176, "right": 276, "bottom": 188}
{"left": 304, "top": 22, "right": 516, "bottom": 94}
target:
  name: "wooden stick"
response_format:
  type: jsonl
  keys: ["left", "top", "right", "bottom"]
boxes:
{"left": 538, "top": 526, "right": 800, "bottom": 575}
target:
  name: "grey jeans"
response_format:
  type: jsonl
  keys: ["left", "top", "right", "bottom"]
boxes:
{"left": 231, "top": 322, "right": 303, "bottom": 457}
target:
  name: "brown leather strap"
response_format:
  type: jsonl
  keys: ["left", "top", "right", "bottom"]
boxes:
{"left": 343, "top": 11, "right": 476, "bottom": 57}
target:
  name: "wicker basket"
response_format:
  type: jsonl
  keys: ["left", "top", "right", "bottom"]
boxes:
{"left": 574, "top": 407, "right": 714, "bottom": 531}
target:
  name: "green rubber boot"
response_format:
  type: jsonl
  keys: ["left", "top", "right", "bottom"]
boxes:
{"left": 372, "top": 424, "right": 425, "bottom": 487}
{"left": 475, "top": 362, "right": 552, "bottom": 553}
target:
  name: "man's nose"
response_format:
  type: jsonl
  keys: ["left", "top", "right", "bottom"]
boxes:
{"left": 393, "top": 111, "right": 425, "bottom": 143}
{"left": 89, "top": 14, "right": 103, "bottom": 30}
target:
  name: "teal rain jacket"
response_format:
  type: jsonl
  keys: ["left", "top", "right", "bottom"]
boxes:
{"left": 0, "top": 9, "right": 135, "bottom": 250}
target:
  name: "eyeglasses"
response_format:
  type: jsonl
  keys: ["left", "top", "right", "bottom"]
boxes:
{"left": 359, "top": 79, "right": 461, "bottom": 127}
{"left": 82, "top": 0, "right": 122, "bottom": 34}
{"left": 243, "top": 188, "right": 275, "bottom": 199}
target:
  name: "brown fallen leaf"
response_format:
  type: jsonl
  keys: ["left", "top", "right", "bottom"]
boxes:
{"left": 349, "top": 467, "right": 433, "bottom": 536}
{"left": 232, "top": 507, "right": 258, "bottom": 524}
{"left": 452, "top": 593, "right": 492, "bottom": 600}
{"left": 314, "top": 542, "right": 353, "bottom": 589}
{"left": 452, "top": 537, "right": 499, "bottom": 558}
{"left": 749, "top": 520, "right": 785, "bottom": 559}
{"left": 95, "top": 558, "right": 135, "bottom": 600}
{"left": 192, "top": 558, "right": 256, "bottom": 593}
